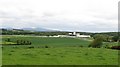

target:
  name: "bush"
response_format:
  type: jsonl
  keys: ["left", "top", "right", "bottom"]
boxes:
{"left": 88, "top": 44, "right": 91, "bottom": 47}
{"left": 85, "top": 53, "right": 88, "bottom": 56}
{"left": 28, "top": 46, "right": 34, "bottom": 48}
{"left": 8, "top": 53, "right": 12, "bottom": 55}
{"left": 89, "top": 35, "right": 103, "bottom": 48}
{"left": 79, "top": 45, "right": 83, "bottom": 48}
{"left": 45, "top": 53, "right": 50, "bottom": 55}
{"left": 6, "top": 38, "right": 11, "bottom": 42}
{"left": 16, "top": 40, "right": 32, "bottom": 45}
{"left": 112, "top": 36, "right": 119, "bottom": 42}
{"left": 104, "top": 45, "right": 111, "bottom": 49}
{"left": 111, "top": 46, "right": 120, "bottom": 50}
{"left": 93, "top": 34, "right": 112, "bottom": 42}
{"left": 45, "top": 45, "right": 49, "bottom": 48}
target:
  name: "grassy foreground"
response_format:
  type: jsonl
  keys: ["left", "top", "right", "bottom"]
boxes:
{"left": 1, "top": 35, "right": 119, "bottom": 65}
{"left": 2, "top": 47, "right": 118, "bottom": 65}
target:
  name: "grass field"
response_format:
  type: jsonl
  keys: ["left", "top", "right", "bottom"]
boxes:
{"left": 1, "top": 35, "right": 119, "bottom": 65}
{"left": 2, "top": 47, "right": 118, "bottom": 65}
{"left": 0, "top": 45, "right": 2, "bottom": 66}
{"left": 2, "top": 35, "right": 90, "bottom": 47}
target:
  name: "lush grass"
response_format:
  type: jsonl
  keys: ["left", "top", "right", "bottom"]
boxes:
{"left": 103, "top": 42, "right": 118, "bottom": 47}
{"left": 0, "top": 46, "right": 2, "bottom": 66}
{"left": 2, "top": 47, "right": 118, "bottom": 65}
{"left": 1, "top": 35, "right": 119, "bottom": 65}
{"left": 2, "top": 36, "right": 90, "bottom": 47}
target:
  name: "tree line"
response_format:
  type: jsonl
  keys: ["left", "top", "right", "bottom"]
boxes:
{"left": 4, "top": 38, "right": 32, "bottom": 45}
{"left": 1, "top": 29, "right": 119, "bottom": 37}
{"left": 89, "top": 34, "right": 119, "bottom": 49}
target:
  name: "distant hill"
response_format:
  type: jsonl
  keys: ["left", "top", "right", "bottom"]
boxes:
{"left": 0, "top": 27, "right": 57, "bottom": 32}
{"left": 22, "top": 27, "right": 55, "bottom": 32}
{"left": 0, "top": 27, "right": 118, "bottom": 37}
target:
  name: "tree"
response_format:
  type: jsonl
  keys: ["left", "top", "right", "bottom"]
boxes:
{"left": 93, "top": 34, "right": 112, "bottom": 42}
{"left": 6, "top": 38, "right": 11, "bottom": 42}
{"left": 16, "top": 40, "right": 20, "bottom": 45}
{"left": 112, "top": 36, "right": 119, "bottom": 42}
{"left": 93, "top": 34, "right": 104, "bottom": 39}
{"left": 89, "top": 34, "right": 103, "bottom": 48}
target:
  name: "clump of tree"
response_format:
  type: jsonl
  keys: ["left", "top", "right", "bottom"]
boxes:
{"left": 104, "top": 45, "right": 111, "bottom": 49}
{"left": 79, "top": 45, "right": 83, "bottom": 48}
{"left": 93, "top": 34, "right": 112, "bottom": 42}
{"left": 28, "top": 46, "right": 34, "bottom": 48}
{"left": 45, "top": 45, "right": 49, "bottom": 48}
{"left": 4, "top": 38, "right": 32, "bottom": 45}
{"left": 92, "top": 33, "right": 119, "bottom": 42}
{"left": 111, "top": 46, "right": 120, "bottom": 50}
{"left": 89, "top": 34, "right": 103, "bottom": 48}
{"left": 5, "top": 38, "right": 11, "bottom": 42}
{"left": 16, "top": 40, "right": 32, "bottom": 45}
{"left": 112, "top": 36, "right": 119, "bottom": 42}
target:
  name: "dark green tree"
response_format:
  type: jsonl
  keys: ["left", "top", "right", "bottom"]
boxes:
{"left": 112, "top": 36, "right": 119, "bottom": 42}
{"left": 89, "top": 34, "right": 103, "bottom": 48}
{"left": 6, "top": 38, "right": 11, "bottom": 42}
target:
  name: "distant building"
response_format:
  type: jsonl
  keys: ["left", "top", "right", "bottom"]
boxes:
{"left": 73, "top": 32, "right": 76, "bottom": 35}
{"left": 78, "top": 35, "right": 90, "bottom": 38}
{"left": 68, "top": 32, "right": 90, "bottom": 38}
{"left": 49, "top": 32, "right": 91, "bottom": 38}
{"left": 57, "top": 35, "right": 68, "bottom": 37}
{"left": 68, "top": 32, "right": 77, "bottom": 36}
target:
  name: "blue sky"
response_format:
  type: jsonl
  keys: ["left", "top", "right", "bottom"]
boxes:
{"left": 0, "top": 0, "right": 119, "bottom": 32}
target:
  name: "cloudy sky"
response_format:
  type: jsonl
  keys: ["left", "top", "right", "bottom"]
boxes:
{"left": 0, "top": 0, "right": 119, "bottom": 32}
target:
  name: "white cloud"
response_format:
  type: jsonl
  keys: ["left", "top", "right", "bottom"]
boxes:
{"left": 0, "top": 0, "right": 119, "bottom": 32}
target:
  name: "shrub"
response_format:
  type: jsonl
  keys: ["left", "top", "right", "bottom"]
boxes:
{"left": 6, "top": 38, "right": 11, "bottom": 42}
{"left": 45, "top": 53, "right": 50, "bottom": 55}
{"left": 112, "top": 36, "right": 119, "bottom": 42}
{"left": 10, "top": 50, "right": 15, "bottom": 52}
{"left": 79, "top": 45, "right": 83, "bottom": 48}
{"left": 16, "top": 40, "right": 32, "bottom": 45}
{"left": 111, "top": 46, "right": 120, "bottom": 50}
{"left": 28, "top": 46, "right": 34, "bottom": 48}
{"left": 45, "top": 45, "right": 49, "bottom": 48}
{"left": 89, "top": 35, "right": 103, "bottom": 48}
{"left": 16, "top": 40, "right": 20, "bottom": 45}
{"left": 104, "top": 45, "right": 111, "bottom": 49}
{"left": 8, "top": 53, "right": 12, "bottom": 55}
{"left": 85, "top": 53, "right": 88, "bottom": 56}
{"left": 88, "top": 44, "right": 91, "bottom": 47}
{"left": 1, "top": 46, "right": 3, "bottom": 49}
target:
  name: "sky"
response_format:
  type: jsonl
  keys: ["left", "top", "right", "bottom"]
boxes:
{"left": 0, "top": 0, "right": 119, "bottom": 32}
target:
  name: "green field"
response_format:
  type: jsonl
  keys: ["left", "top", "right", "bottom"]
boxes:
{"left": 2, "top": 35, "right": 90, "bottom": 47}
{"left": 1, "top": 35, "right": 119, "bottom": 65}
{"left": 2, "top": 47, "right": 118, "bottom": 65}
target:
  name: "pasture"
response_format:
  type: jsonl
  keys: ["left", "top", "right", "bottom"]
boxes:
{"left": 2, "top": 47, "right": 118, "bottom": 65}
{"left": 2, "top": 35, "right": 90, "bottom": 47}
{"left": 1, "top": 35, "right": 119, "bottom": 65}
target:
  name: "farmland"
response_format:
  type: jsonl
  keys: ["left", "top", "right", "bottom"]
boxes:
{"left": 1, "top": 35, "right": 119, "bottom": 65}
{"left": 1, "top": 35, "right": 90, "bottom": 47}
{"left": 2, "top": 47, "right": 118, "bottom": 65}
